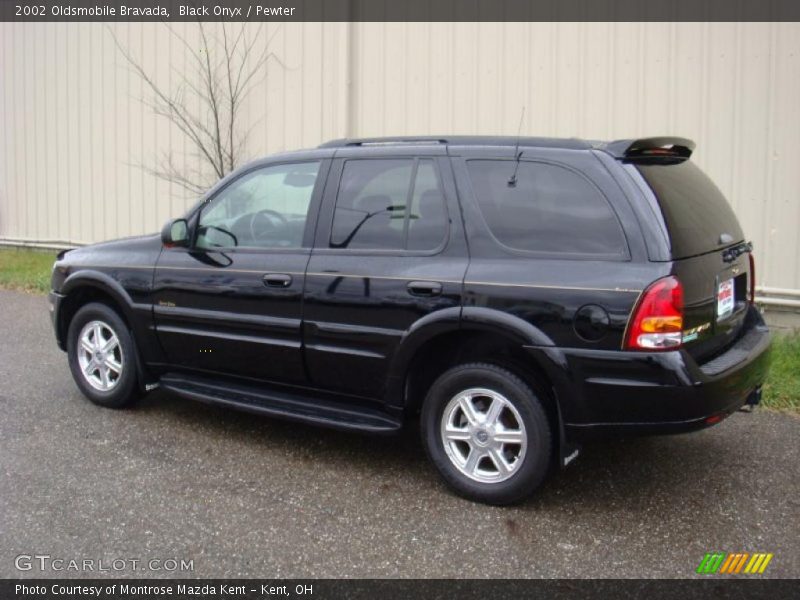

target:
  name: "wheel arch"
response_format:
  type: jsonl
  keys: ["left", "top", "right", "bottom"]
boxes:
{"left": 57, "top": 271, "right": 136, "bottom": 346}
{"left": 56, "top": 271, "right": 159, "bottom": 390}
{"left": 387, "top": 308, "right": 568, "bottom": 448}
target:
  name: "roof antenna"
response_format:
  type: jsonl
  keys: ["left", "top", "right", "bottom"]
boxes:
{"left": 507, "top": 106, "right": 525, "bottom": 187}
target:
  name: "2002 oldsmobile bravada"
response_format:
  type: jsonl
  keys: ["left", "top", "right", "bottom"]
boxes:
{"left": 49, "top": 136, "right": 771, "bottom": 504}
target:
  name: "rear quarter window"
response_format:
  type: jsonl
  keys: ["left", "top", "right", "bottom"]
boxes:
{"left": 466, "top": 159, "right": 627, "bottom": 258}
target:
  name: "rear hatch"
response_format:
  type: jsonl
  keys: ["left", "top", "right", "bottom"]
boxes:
{"left": 626, "top": 146, "right": 752, "bottom": 363}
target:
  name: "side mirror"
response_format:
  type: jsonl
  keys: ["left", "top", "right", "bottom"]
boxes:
{"left": 161, "top": 218, "right": 189, "bottom": 247}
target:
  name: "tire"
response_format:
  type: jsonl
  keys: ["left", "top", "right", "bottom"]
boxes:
{"left": 66, "top": 302, "right": 139, "bottom": 409}
{"left": 421, "top": 362, "right": 552, "bottom": 505}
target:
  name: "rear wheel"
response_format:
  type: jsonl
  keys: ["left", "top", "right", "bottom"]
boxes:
{"left": 67, "top": 302, "right": 139, "bottom": 408}
{"left": 421, "top": 363, "right": 552, "bottom": 505}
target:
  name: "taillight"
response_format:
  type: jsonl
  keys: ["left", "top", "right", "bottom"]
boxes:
{"left": 625, "top": 276, "right": 684, "bottom": 350}
{"left": 748, "top": 252, "right": 756, "bottom": 305}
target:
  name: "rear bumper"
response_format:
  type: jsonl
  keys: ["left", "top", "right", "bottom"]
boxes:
{"left": 528, "top": 306, "right": 772, "bottom": 441}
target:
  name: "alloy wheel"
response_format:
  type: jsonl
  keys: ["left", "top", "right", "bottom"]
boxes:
{"left": 440, "top": 387, "right": 527, "bottom": 483}
{"left": 76, "top": 320, "right": 124, "bottom": 392}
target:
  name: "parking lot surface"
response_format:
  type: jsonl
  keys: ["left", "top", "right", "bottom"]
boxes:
{"left": 0, "top": 290, "right": 798, "bottom": 578}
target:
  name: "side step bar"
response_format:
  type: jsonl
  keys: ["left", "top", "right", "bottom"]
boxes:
{"left": 160, "top": 373, "right": 402, "bottom": 435}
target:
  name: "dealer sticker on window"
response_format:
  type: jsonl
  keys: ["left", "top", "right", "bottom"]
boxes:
{"left": 717, "top": 278, "right": 734, "bottom": 319}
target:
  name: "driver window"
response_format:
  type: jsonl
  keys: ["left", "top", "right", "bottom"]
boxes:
{"left": 196, "top": 161, "right": 320, "bottom": 249}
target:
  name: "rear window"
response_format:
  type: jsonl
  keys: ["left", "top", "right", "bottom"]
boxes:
{"left": 467, "top": 160, "right": 626, "bottom": 257}
{"left": 635, "top": 161, "right": 744, "bottom": 259}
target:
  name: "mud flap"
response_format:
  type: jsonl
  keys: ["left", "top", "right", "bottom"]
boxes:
{"left": 739, "top": 386, "right": 762, "bottom": 413}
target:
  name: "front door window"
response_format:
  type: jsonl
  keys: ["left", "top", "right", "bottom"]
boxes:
{"left": 197, "top": 161, "right": 321, "bottom": 249}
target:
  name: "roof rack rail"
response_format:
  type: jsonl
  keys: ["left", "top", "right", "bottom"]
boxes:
{"left": 319, "top": 137, "right": 449, "bottom": 148}
{"left": 601, "top": 137, "right": 695, "bottom": 161}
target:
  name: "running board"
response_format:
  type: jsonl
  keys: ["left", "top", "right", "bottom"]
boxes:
{"left": 160, "top": 373, "right": 402, "bottom": 434}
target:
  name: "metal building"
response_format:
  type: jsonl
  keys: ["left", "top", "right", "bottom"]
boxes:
{"left": 1, "top": 22, "right": 799, "bottom": 308}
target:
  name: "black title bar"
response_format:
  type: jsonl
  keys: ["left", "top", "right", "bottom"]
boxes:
{"left": 3, "top": 0, "right": 800, "bottom": 22}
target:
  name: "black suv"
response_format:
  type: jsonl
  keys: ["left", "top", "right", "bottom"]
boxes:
{"left": 49, "top": 136, "right": 771, "bottom": 504}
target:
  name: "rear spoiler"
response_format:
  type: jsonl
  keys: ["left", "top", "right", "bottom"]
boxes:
{"left": 599, "top": 137, "right": 695, "bottom": 161}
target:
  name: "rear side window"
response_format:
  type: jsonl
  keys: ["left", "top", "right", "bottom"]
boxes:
{"left": 634, "top": 161, "right": 744, "bottom": 259}
{"left": 467, "top": 160, "right": 626, "bottom": 257}
{"left": 330, "top": 159, "right": 448, "bottom": 251}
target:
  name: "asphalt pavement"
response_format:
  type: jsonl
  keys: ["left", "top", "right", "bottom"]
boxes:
{"left": 0, "top": 289, "right": 798, "bottom": 578}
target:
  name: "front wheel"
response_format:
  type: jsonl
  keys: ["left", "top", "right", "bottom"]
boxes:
{"left": 421, "top": 363, "right": 552, "bottom": 505}
{"left": 66, "top": 302, "right": 139, "bottom": 408}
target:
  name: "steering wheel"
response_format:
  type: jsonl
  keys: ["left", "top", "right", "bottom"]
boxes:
{"left": 249, "top": 209, "right": 288, "bottom": 244}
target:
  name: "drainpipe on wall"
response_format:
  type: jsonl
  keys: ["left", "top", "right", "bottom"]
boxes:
{"left": 756, "top": 286, "right": 800, "bottom": 310}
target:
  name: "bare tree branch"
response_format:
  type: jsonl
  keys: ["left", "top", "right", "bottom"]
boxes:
{"left": 106, "top": 23, "right": 283, "bottom": 196}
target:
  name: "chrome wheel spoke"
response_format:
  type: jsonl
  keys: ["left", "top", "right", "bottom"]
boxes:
{"left": 488, "top": 447, "right": 511, "bottom": 474}
{"left": 458, "top": 396, "right": 480, "bottom": 426}
{"left": 100, "top": 337, "right": 119, "bottom": 354}
{"left": 485, "top": 396, "right": 504, "bottom": 426}
{"left": 93, "top": 323, "right": 104, "bottom": 346}
{"left": 106, "top": 357, "right": 122, "bottom": 374}
{"left": 99, "top": 365, "right": 110, "bottom": 388}
{"left": 464, "top": 447, "right": 483, "bottom": 475}
{"left": 80, "top": 337, "right": 95, "bottom": 354}
{"left": 443, "top": 425, "right": 471, "bottom": 441}
{"left": 494, "top": 429, "right": 524, "bottom": 445}
{"left": 83, "top": 359, "right": 98, "bottom": 377}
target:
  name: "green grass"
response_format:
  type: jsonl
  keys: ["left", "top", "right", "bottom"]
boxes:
{"left": 0, "top": 248, "right": 56, "bottom": 294}
{"left": 762, "top": 333, "right": 800, "bottom": 412}
{"left": 0, "top": 247, "right": 797, "bottom": 410}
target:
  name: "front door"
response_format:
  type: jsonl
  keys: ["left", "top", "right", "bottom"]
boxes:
{"left": 303, "top": 155, "right": 468, "bottom": 399}
{"left": 153, "top": 159, "right": 328, "bottom": 384}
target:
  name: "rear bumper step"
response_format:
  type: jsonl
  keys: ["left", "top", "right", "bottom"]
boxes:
{"left": 160, "top": 374, "right": 402, "bottom": 434}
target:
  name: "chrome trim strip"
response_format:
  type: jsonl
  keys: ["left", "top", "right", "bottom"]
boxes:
{"left": 304, "top": 343, "right": 385, "bottom": 360}
{"left": 157, "top": 266, "right": 306, "bottom": 276}
{"left": 310, "top": 321, "right": 401, "bottom": 337}
{"left": 467, "top": 281, "right": 642, "bottom": 293}
{"left": 156, "top": 326, "right": 300, "bottom": 348}
{"left": 305, "top": 271, "right": 462, "bottom": 284}
{"left": 154, "top": 305, "right": 300, "bottom": 331}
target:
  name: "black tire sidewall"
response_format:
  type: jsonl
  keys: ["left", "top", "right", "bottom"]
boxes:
{"left": 66, "top": 302, "right": 138, "bottom": 408}
{"left": 421, "top": 363, "right": 552, "bottom": 505}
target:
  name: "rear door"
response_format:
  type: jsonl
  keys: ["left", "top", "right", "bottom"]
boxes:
{"left": 303, "top": 149, "right": 468, "bottom": 400}
{"left": 625, "top": 160, "right": 752, "bottom": 361}
{"left": 453, "top": 146, "right": 645, "bottom": 352}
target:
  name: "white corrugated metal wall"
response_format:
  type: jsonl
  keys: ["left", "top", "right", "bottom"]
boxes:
{"left": 1, "top": 22, "right": 799, "bottom": 292}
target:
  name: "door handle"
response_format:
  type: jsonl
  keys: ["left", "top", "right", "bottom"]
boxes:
{"left": 263, "top": 273, "right": 293, "bottom": 288}
{"left": 407, "top": 281, "right": 442, "bottom": 297}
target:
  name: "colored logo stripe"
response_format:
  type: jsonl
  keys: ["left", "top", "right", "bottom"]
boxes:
{"left": 745, "top": 553, "right": 773, "bottom": 574}
{"left": 697, "top": 553, "right": 725, "bottom": 574}
{"left": 696, "top": 552, "right": 773, "bottom": 574}
{"left": 719, "top": 553, "right": 748, "bottom": 573}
